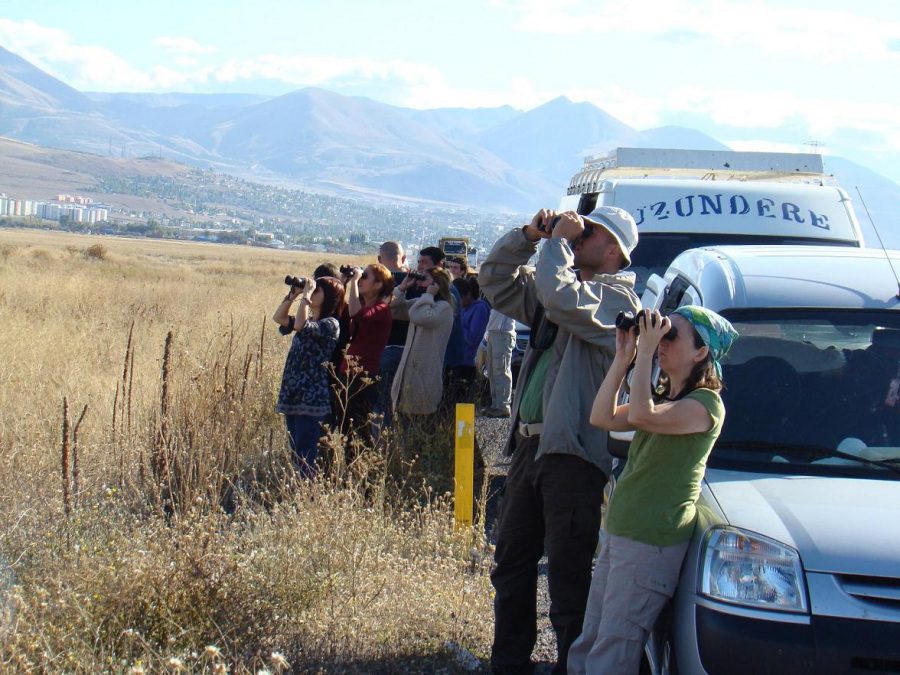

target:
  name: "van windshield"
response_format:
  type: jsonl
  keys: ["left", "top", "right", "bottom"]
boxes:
{"left": 629, "top": 234, "right": 853, "bottom": 294}
{"left": 711, "top": 309, "right": 900, "bottom": 479}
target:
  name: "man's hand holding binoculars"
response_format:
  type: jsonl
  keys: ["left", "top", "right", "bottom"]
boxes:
{"left": 398, "top": 271, "right": 422, "bottom": 293}
{"left": 524, "top": 209, "right": 585, "bottom": 244}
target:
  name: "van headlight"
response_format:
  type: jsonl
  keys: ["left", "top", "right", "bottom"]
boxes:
{"left": 699, "top": 526, "right": 808, "bottom": 613}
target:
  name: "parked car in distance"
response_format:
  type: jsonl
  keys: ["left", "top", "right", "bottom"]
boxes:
{"left": 633, "top": 245, "right": 900, "bottom": 675}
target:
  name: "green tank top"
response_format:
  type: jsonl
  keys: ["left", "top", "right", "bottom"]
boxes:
{"left": 606, "top": 388, "right": 724, "bottom": 546}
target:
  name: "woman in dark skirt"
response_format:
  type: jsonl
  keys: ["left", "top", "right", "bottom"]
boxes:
{"left": 272, "top": 275, "right": 346, "bottom": 478}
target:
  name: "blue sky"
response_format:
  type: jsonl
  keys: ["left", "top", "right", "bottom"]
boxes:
{"left": 1, "top": 0, "right": 899, "bottom": 181}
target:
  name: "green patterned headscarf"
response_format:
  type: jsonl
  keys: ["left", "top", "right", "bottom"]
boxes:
{"left": 670, "top": 305, "right": 739, "bottom": 377}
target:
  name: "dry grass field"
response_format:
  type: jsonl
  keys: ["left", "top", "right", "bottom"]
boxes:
{"left": 0, "top": 229, "right": 493, "bottom": 673}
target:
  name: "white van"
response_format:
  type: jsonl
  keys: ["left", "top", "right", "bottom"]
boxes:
{"left": 559, "top": 148, "right": 865, "bottom": 295}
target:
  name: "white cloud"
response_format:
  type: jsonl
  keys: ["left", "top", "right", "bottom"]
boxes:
{"left": 174, "top": 56, "right": 200, "bottom": 68}
{"left": 392, "top": 75, "right": 542, "bottom": 110}
{"left": 568, "top": 85, "right": 662, "bottom": 128}
{"left": 0, "top": 18, "right": 181, "bottom": 90}
{"left": 0, "top": 20, "right": 437, "bottom": 94}
{"left": 667, "top": 87, "right": 797, "bottom": 128}
{"left": 887, "top": 131, "right": 900, "bottom": 154}
{"left": 153, "top": 36, "right": 216, "bottom": 56}
{"left": 663, "top": 86, "right": 900, "bottom": 149}
{"left": 211, "top": 54, "right": 442, "bottom": 90}
{"left": 506, "top": 0, "right": 900, "bottom": 63}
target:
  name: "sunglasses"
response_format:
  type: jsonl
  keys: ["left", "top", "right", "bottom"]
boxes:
{"left": 572, "top": 222, "right": 596, "bottom": 248}
{"left": 360, "top": 271, "right": 369, "bottom": 280}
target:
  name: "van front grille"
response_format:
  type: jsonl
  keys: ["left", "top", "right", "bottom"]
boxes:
{"left": 850, "top": 656, "right": 900, "bottom": 673}
{"left": 838, "top": 574, "right": 900, "bottom": 610}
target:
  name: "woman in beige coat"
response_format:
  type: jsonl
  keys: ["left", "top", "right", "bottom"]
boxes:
{"left": 390, "top": 267, "right": 455, "bottom": 416}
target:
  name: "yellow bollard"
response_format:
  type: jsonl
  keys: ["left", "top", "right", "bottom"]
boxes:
{"left": 454, "top": 403, "right": 475, "bottom": 527}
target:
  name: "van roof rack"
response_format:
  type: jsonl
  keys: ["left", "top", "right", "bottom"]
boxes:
{"left": 568, "top": 147, "right": 832, "bottom": 195}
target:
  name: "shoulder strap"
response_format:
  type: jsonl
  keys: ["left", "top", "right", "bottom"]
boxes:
{"left": 529, "top": 303, "right": 558, "bottom": 351}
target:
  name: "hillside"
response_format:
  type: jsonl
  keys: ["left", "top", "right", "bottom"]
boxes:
{"left": 0, "top": 136, "right": 190, "bottom": 208}
{"left": 0, "top": 46, "right": 93, "bottom": 111}
{"left": 480, "top": 96, "right": 634, "bottom": 187}
{"left": 0, "top": 136, "right": 526, "bottom": 256}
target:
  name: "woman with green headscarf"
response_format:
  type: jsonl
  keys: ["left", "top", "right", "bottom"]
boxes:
{"left": 569, "top": 306, "right": 738, "bottom": 675}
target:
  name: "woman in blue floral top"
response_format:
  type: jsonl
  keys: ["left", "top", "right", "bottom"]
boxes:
{"left": 273, "top": 275, "right": 346, "bottom": 477}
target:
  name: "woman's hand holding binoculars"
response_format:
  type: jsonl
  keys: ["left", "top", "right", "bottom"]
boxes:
{"left": 614, "top": 322, "right": 639, "bottom": 364}
{"left": 635, "top": 310, "right": 672, "bottom": 357}
{"left": 613, "top": 310, "right": 672, "bottom": 362}
{"left": 301, "top": 277, "right": 317, "bottom": 300}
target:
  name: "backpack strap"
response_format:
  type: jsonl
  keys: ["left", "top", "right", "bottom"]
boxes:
{"left": 528, "top": 302, "right": 558, "bottom": 351}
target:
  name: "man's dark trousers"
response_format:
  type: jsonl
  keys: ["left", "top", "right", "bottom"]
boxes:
{"left": 490, "top": 432, "right": 607, "bottom": 674}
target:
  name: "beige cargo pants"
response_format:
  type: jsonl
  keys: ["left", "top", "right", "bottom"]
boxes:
{"left": 568, "top": 530, "right": 689, "bottom": 674}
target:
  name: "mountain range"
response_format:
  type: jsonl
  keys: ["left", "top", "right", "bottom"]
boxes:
{"left": 0, "top": 44, "right": 897, "bottom": 242}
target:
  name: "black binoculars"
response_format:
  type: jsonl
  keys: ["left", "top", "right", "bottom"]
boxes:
{"left": 339, "top": 264, "right": 354, "bottom": 276}
{"left": 284, "top": 275, "right": 306, "bottom": 289}
{"left": 407, "top": 272, "right": 428, "bottom": 282}
{"left": 537, "top": 214, "right": 562, "bottom": 234}
{"left": 616, "top": 311, "right": 675, "bottom": 341}
{"left": 615, "top": 310, "right": 646, "bottom": 333}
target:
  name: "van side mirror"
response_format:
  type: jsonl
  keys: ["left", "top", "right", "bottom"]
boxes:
{"left": 641, "top": 273, "right": 667, "bottom": 308}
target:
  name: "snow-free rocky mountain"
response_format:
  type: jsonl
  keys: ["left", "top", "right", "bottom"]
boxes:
{"left": 0, "top": 45, "right": 898, "bottom": 231}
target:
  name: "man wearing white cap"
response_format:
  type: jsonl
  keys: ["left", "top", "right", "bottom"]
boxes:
{"left": 479, "top": 206, "right": 640, "bottom": 674}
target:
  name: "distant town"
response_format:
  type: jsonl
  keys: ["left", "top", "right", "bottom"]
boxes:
{"left": 0, "top": 168, "right": 528, "bottom": 260}
{"left": 1, "top": 193, "right": 109, "bottom": 225}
